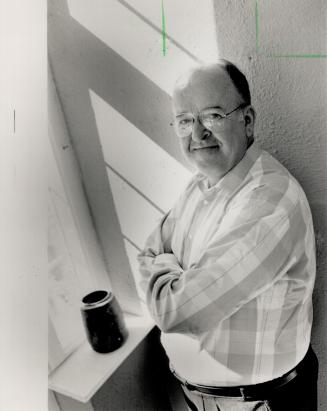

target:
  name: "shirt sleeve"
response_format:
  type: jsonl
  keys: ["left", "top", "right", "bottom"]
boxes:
{"left": 137, "top": 209, "right": 182, "bottom": 301}
{"left": 138, "top": 183, "right": 305, "bottom": 336}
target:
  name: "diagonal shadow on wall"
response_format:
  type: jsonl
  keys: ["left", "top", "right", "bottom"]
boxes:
{"left": 48, "top": 0, "right": 193, "bottom": 313}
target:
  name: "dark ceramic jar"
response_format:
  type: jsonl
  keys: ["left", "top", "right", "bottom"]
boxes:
{"left": 81, "top": 290, "right": 128, "bottom": 353}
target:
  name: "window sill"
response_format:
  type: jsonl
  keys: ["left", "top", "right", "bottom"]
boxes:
{"left": 48, "top": 313, "right": 155, "bottom": 403}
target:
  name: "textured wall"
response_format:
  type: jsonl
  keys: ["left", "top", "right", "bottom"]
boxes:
{"left": 212, "top": 1, "right": 327, "bottom": 409}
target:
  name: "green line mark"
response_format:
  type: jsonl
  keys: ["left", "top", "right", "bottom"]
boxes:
{"left": 161, "top": 0, "right": 167, "bottom": 56}
{"left": 255, "top": 0, "right": 259, "bottom": 52}
{"left": 268, "top": 54, "right": 327, "bottom": 58}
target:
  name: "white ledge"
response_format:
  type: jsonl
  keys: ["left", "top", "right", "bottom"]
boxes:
{"left": 49, "top": 313, "right": 155, "bottom": 403}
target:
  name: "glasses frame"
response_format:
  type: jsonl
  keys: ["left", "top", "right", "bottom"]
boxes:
{"left": 174, "top": 103, "right": 247, "bottom": 138}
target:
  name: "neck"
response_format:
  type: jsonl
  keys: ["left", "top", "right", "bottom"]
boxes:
{"left": 206, "top": 170, "right": 227, "bottom": 188}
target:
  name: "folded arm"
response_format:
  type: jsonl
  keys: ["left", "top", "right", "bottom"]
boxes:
{"left": 138, "top": 187, "right": 302, "bottom": 336}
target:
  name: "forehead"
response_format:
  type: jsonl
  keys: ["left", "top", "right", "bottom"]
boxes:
{"left": 172, "top": 67, "right": 240, "bottom": 114}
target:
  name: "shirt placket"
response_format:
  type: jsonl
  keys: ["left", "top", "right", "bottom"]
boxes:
{"left": 182, "top": 196, "right": 211, "bottom": 268}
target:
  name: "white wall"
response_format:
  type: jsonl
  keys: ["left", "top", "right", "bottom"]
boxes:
{"left": 0, "top": 1, "right": 47, "bottom": 410}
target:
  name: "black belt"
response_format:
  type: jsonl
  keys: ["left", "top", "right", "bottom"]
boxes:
{"left": 172, "top": 346, "right": 315, "bottom": 401}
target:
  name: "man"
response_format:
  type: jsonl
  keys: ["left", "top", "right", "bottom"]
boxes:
{"left": 138, "top": 60, "right": 318, "bottom": 410}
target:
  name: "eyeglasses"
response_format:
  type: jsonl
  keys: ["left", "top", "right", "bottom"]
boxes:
{"left": 174, "top": 103, "right": 246, "bottom": 138}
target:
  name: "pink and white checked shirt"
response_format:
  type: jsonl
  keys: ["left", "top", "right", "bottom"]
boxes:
{"left": 138, "top": 143, "right": 316, "bottom": 386}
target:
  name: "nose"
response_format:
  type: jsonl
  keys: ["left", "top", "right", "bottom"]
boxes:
{"left": 191, "top": 118, "right": 211, "bottom": 142}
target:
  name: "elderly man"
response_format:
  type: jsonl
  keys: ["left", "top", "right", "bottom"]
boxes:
{"left": 138, "top": 60, "right": 317, "bottom": 410}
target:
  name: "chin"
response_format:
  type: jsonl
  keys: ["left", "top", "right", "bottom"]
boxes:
{"left": 198, "top": 164, "right": 225, "bottom": 178}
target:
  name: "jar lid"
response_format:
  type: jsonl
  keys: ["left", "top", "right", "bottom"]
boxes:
{"left": 81, "top": 290, "right": 113, "bottom": 309}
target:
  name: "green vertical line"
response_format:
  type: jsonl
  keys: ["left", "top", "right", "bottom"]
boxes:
{"left": 255, "top": 0, "right": 259, "bottom": 52}
{"left": 161, "top": 0, "right": 167, "bottom": 56}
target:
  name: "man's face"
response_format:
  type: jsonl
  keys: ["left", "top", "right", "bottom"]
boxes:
{"left": 172, "top": 67, "right": 254, "bottom": 185}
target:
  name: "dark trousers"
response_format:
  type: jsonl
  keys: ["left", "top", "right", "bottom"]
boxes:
{"left": 180, "top": 349, "right": 319, "bottom": 411}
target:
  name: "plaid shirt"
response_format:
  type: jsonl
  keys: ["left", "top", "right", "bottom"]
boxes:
{"left": 138, "top": 143, "right": 316, "bottom": 386}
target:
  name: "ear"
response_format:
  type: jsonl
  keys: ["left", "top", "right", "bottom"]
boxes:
{"left": 243, "top": 105, "right": 256, "bottom": 137}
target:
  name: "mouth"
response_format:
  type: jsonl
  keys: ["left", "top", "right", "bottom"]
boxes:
{"left": 192, "top": 145, "right": 219, "bottom": 151}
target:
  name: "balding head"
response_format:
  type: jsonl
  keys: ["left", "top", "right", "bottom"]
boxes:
{"left": 173, "top": 60, "right": 251, "bottom": 108}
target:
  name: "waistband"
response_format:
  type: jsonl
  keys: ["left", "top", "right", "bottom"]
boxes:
{"left": 171, "top": 346, "right": 316, "bottom": 401}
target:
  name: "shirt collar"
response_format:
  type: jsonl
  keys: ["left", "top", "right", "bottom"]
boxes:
{"left": 196, "top": 142, "right": 262, "bottom": 197}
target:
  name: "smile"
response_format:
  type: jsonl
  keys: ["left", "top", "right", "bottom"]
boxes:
{"left": 192, "top": 145, "right": 219, "bottom": 151}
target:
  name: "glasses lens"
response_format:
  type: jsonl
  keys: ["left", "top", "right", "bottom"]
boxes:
{"left": 175, "top": 114, "right": 194, "bottom": 138}
{"left": 201, "top": 109, "right": 225, "bottom": 130}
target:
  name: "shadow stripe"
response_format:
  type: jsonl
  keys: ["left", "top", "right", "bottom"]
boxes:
{"left": 122, "top": 234, "right": 142, "bottom": 252}
{"left": 106, "top": 162, "right": 165, "bottom": 215}
{"left": 116, "top": 0, "right": 201, "bottom": 63}
{"left": 61, "top": 14, "right": 189, "bottom": 168}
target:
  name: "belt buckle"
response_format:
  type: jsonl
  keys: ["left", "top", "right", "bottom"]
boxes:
{"left": 240, "top": 387, "right": 251, "bottom": 401}
{"left": 171, "top": 369, "right": 195, "bottom": 392}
